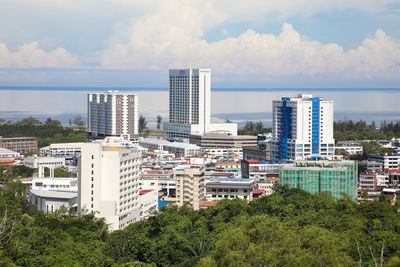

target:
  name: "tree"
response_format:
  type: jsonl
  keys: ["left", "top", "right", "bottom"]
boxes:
{"left": 76, "top": 121, "right": 86, "bottom": 127}
{"left": 0, "top": 119, "right": 5, "bottom": 125}
{"left": 139, "top": 115, "right": 148, "bottom": 132}
{"left": 156, "top": 115, "right": 162, "bottom": 130}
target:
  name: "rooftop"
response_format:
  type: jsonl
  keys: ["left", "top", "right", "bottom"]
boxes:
{"left": 139, "top": 189, "right": 153, "bottom": 195}
{"left": 30, "top": 189, "right": 77, "bottom": 199}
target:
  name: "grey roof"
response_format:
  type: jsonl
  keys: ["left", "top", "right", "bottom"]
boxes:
{"left": 30, "top": 189, "right": 77, "bottom": 199}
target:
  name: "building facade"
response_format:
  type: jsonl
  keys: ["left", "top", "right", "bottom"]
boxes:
{"left": 87, "top": 91, "right": 139, "bottom": 140}
{"left": 279, "top": 160, "right": 358, "bottom": 199}
{"left": 368, "top": 153, "right": 400, "bottom": 170}
{"left": 78, "top": 141, "right": 141, "bottom": 231}
{"left": 174, "top": 168, "right": 205, "bottom": 206}
{"left": 189, "top": 133, "right": 257, "bottom": 148}
{"left": 164, "top": 69, "right": 237, "bottom": 139}
{"left": 0, "top": 136, "right": 38, "bottom": 153}
{"left": 205, "top": 178, "right": 254, "bottom": 202}
{"left": 271, "top": 94, "right": 335, "bottom": 161}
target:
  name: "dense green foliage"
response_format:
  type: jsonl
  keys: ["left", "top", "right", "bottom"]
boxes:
{"left": 0, "top": 117, "right": 86, "bottom": 148}
{"left": 1, "top": 182, "right": 399, "bottom": 266}
{"left": 43, "top": 167, "right": 68, "bottom": 178}
{"left": 0, "top": 166, "right": 34, "bottom": 181}
{"left": 334, "top": 120, "right": 400, "bottom": 141}
{"left": 238, "top": 121, "right": 272, "bottom": 135}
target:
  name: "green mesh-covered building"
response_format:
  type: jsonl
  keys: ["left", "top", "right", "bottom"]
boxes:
{"left": 279, "top": 160, "right": 358, "bottom": 199}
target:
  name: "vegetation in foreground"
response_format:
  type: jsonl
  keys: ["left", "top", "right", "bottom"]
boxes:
{"left": 0, "top": 182, "right": 400, "bottom": 266}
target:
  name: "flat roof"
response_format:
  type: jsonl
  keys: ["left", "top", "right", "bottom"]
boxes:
{"left": 210, "top": 177, "right": 253, "bottom": 182}
{"left": 164, "top": 142, "right": 200, "bottom": 149}
{"left": 30, "top": 189, "right": 77, "bottom": 199}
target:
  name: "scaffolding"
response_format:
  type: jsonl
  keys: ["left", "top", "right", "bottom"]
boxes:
{"left": 279, "top": 160, "right": 357, "bottom": 199}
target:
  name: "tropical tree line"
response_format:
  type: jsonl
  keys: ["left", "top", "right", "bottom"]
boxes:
{"left": 0, "top": 117, "right": 87, "bottom": 148}
{"left": 0, "top": 182, "right": 399, "bottom": 266}
{"left": 334, "top": 120, "right": 400, "bottom": 141}
{"left": 238, "top": 121, "right": 272, "bottom": 136}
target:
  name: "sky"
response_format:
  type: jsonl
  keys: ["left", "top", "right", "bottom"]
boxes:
{"left": 1, "top": 0, "right": 400, "bottom": 88}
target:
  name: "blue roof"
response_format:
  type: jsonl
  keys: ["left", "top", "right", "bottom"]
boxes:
{"left": 158, "top": 200, "right": 169, "bottom": 207}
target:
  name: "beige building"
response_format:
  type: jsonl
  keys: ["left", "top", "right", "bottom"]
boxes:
{"left": 175, "top": 168, "right": 205, "bottom": 206}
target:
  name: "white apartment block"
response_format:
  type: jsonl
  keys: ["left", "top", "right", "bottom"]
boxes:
{"left": 40, "top": 142, "right": 84, "bottom": 157}
{"left": 0, "top": 148, "right": 20, "bottom": 158}
{"left": 205, "top": 178, "right": 254, "bottom": 202}
{"left": 88, "top": 91, "right": 139, "bottom": 140}
{"left": 271, "top": 94, "right": 335, "bottom": 161}
{"left": 368, "top": 153, "right": 400, "bottom": 170}
{"left": 78, "top": 140, "right": 141, "bottom": 231}
{"left": 139, "top": 189, "right": 158, "bottom": 220}
{"left": 335, "top": 145, "right": 363, "bottom": 155}
{"left": 23, "top": 155, "right": 65, "bottom": 169}
{"left": 164, "top": 69, "right": 237, "bottom": 140}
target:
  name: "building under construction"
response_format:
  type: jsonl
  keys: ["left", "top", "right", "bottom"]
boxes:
{"left": 279, "top": 160, "right": 358, "bottom": 199}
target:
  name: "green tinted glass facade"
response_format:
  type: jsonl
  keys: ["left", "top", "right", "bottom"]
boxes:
{"left": 279, "top": 161, "right": 357, "bottom": 199}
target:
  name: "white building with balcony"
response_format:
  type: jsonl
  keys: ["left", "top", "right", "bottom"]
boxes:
{"left": 78, "top": 139, "right": 141, "bottom": 231}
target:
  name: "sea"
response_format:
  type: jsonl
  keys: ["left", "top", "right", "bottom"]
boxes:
{"left": 0, "top": 87, "right": 399, "bottom": 129}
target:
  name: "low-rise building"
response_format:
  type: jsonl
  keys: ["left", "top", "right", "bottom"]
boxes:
{"left": 0, "top": 148, "right": 20, "bottom": 158}
{"left": 205, "top": 178, "right": 254, "bottom": 202}
{"left": 242, "top": 146, "right": 270, "bottom": 162}
{"left": 368, "top": 153, "right": 400, "bottom": 170}
{"left": 0, "top": 136, "right": 38, "bottom": 153}
{"left": 335, "top": 145, "right": 363, "bottom": 155}
{"left": 29, "top": 190, "right": 78, "bottom": 213}
{"left": 164, "top": 142, "right": 201, "bottom": 157}
{"left": 28, "top": 177, "right": 78, "bottom": 212}
{"left": 257, "top": 177, "right": 280, "bottom": 195}
{"left": 40, "top": 142, "right": 84, "bottom": 157}
{"left": 139, "top": 189, "right": 158, "bottom": 220}
{"left": 23, "top": 155, "right": 65, "bottom": 169}
{"left": 189, "top": 133, "right": 257, "bottom": 148}
{"left": 359, "top": 173, "right": 376, "bottom": 192}
{"left": 359, "top": 160, "right": 383, "bottom": 173}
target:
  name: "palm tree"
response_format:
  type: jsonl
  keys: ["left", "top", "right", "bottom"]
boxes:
{"left": 139, "top": 115, "right": 148, "bottom": 132}
{"left": 156, "top": 115, "right": 162, "bottom": 130}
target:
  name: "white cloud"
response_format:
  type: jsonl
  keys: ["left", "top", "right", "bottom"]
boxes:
{"left": 98, "top": 2, "right": 400, "bottom": 79}
{"left": 0, "top": 42, "right": 81, "bottom": 68}
{"left": 1, "top": 0, "right": 400, "bottom": 81}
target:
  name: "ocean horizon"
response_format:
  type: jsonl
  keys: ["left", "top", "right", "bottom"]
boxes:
{"left": 0, "top": 87, "right": 399, "bottom": 129}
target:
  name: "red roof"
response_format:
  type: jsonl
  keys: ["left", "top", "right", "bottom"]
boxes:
{"left": 246, "top": 159, "right": 260, "bottom": 164}
{"left": 252, "top": 189, "right": 265, "bottom": 194}
{"left": 139, "top": 189, "right": 153, "bottom": 195}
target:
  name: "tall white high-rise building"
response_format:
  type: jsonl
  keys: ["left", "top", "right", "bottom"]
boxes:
{"left": 271, "top": 94, "right": 335, "bottom": 161}
{"left": 87, "top": 91, "right": 139, "bottom": 140}
{"left": 163, "top": 69, "right": 237, "bottom": 139}
{"left": 78, "top": 139, "right": 141, "bottom": 231}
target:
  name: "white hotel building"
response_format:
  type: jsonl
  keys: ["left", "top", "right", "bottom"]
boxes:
{"left": 163, "top": 69, "right": 237, "bottom": 140}
{"left": 78, "top": 140, "right": 141, "bottom": 231}
{"left": 271, "top": 94, "right": 335, "bottom": 161}
{"left": 88, "top": 91, "right": 139, "bottom": 140}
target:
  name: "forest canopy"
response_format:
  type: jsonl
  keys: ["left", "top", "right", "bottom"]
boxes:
{"left": 0, "top": 182, "right": 399, "bottom": 266}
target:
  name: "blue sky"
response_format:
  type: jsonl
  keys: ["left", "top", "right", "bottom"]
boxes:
{"left": 0, "top": 0, "right": 400, "bottom": 88}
